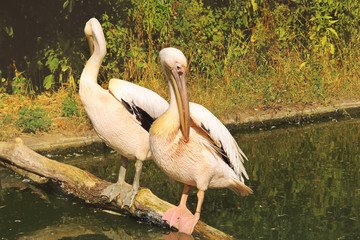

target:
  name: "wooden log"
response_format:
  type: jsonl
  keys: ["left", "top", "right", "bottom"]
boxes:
{"left": 0, "top": 138, "right": 234, "bottom": 240}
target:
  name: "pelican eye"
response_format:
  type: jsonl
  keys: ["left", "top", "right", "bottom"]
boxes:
{"left": 175, "top": 64, "right": 184, "bottom": 75}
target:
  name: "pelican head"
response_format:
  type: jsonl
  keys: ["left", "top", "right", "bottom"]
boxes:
{"left": 159, "top": 48, "right": 190, "bottom": 141}
{"left": 84, "top": 18, "right": 106, "bottom": 58}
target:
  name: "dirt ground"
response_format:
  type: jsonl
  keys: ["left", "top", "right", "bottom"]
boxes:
{"left": 3, "top": 96, "right": 359, "bottom": 152}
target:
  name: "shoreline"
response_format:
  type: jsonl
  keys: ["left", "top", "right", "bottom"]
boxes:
{"left": 15, "top": 100, "right": 360, "bottom": 152}
{"left": 225, "top": 101, "right": 360, "bottom": 129}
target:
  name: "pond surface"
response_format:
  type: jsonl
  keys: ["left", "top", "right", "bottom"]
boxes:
{"left": 1, "top": 118, "right": 360, "bottom": 239}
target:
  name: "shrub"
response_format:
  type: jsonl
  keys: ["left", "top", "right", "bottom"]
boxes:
{"left": 16, "top": 105, "right": 52, "bottom": 133}
{"left": 61, "top": 93, "right": 80, "bottom": 117}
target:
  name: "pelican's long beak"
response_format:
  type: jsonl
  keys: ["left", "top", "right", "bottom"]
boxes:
{"left": 170, "top": 65, "right": 190, "bottom": 141}
{"left": 87, "top": 35, "right": 95, "bottom": 55}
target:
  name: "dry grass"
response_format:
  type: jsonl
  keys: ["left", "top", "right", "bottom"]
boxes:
{"left": 0, "top": 88, "right": 91, "bottom": 141}
{"left": 1, "top": 48, "right": 360, "bottom": 141}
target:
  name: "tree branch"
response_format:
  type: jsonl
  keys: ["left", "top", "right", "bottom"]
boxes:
{"left": 0, "top": 138, "right": 234, "bottom": 240}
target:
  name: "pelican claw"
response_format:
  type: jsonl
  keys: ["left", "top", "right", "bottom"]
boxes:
{"left": 101, "top": 181, "right": 134, "bottom": 206}
{"left": 121, "top": 187, "right": 137, "bottom": 207}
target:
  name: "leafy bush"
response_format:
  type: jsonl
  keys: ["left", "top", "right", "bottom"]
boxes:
{"left": 1, "top": 0, "right": 360, "bottom": 111}
{"left": 61, "top": 93, "right": 80, "bottom": 117}
{"left": 16, "top": 105, "right": 53, "bottom": 133}
{"left": 43, "top": 45, "right": 77, "bottom": 91}
{"left": 1, "top": 113, "right": 14, "bottom": 125}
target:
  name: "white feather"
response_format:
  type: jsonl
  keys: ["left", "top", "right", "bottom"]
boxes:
{"left": 189, "top": 102, "right": 249, "bottom": 181}
{"left": 109, "top": 79, "right": 169, "bottom": 120}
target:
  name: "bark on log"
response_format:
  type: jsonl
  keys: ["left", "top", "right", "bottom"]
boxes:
{"left": 0, "top": 138, "right": 234, "bottom": 240}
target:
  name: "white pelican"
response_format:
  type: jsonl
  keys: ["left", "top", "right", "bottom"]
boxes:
{"left": 149, "top": 47, "right": 253, "bottom": 234}
{"left": 79, "top": 18, "right": 168, "bottom": 206}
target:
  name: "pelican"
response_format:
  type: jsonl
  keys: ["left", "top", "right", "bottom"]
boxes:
{"left": 149, "top": 48, "right": 253, "bottom": 234}
{"left": 79, "top": 18, "right": 168, "bottom": 206}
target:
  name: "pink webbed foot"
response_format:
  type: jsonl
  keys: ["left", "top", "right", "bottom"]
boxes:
{"left": 178, "top": 213, "right": 200, "bottom": 235}
{"left": 162, "top": 206, "right": 193, "bottom": 227}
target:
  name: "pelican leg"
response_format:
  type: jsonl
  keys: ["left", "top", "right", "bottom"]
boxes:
{"left": 117, "top": 164, "right": 127, "bottom": 182}
{"left": 121, "top": 160, "right": 143, "bottom": 207}
{"left": 178, "top": 190, "right": 205, "bottom": 235}
{"left": 101, "top": 159, "right": 131, "bottom": 203}
{"left": 162, "top": 184, "right": 193, "bottom": 228}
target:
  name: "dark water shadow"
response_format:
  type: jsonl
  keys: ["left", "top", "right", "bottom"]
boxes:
{"left": 1, "top": 117, "right": 360, "bottom": 239}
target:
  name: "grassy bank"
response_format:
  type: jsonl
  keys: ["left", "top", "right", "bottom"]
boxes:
{"left": 0, "top": 90, "right": 91, "bottom": 141}
{"left": 1, "top": 0, "right": 360, "bottom": 140}
{"left": 1, "top": 59, "right": 359, "bottom": 141}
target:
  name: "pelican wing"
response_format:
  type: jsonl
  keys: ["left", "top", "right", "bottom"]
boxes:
{"left": 189, "top": 102, "right": 249, "bottom": 181}
{"left": 109, "top": 79, "right": 169, "bottom": 131}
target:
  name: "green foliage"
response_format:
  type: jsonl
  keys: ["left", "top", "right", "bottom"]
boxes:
{"left": 62, "top": 0, "right": 74, "bottom": 14}
{"left": 44, "top": 46, "right": 76, "bottom": 91}
{"left": 16, "top": 105, "right": 53, "bottom": 133}
{"left": 11, "top": 66, "right": 32, "bottom": 95}
{"left": 0, "top": 113, "right": 14, "bottom": 130}
{"left": 1, "top": 0, "right": 360, "bottom": 110}
{"left": 100, "top": 0, "right": 360, "bottom": 81}
{"left": 1, "top": 113, "right": 14, "bottom": 124}
{"left": 61, "top": 92, "right": 80, "bottom": 117}
{"left": 4, "top": 26, "right": 14, "bottom": 38}
{"left": 0, "top": 70, "right": 4, "bottom": 92}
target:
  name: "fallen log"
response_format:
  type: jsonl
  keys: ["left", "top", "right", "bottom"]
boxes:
{"left": 0, "top": 138, "right": 234, "bottom": 240}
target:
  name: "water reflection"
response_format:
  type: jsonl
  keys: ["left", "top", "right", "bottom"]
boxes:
{"left": 1, "top": 118, "right": 360, "bottom": 239}
{"left": 0, "top": 170, "right": 166, "bottom": 239}
{"left": 162, "top": 232, "right": 194, "bottom": 240}
{"left": 230, "top": 118, "right": 360, "bottom": 239}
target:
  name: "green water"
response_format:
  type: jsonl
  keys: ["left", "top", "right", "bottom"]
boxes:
{"left": 1, "top": 118, "right": 360, "bottom": 239}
